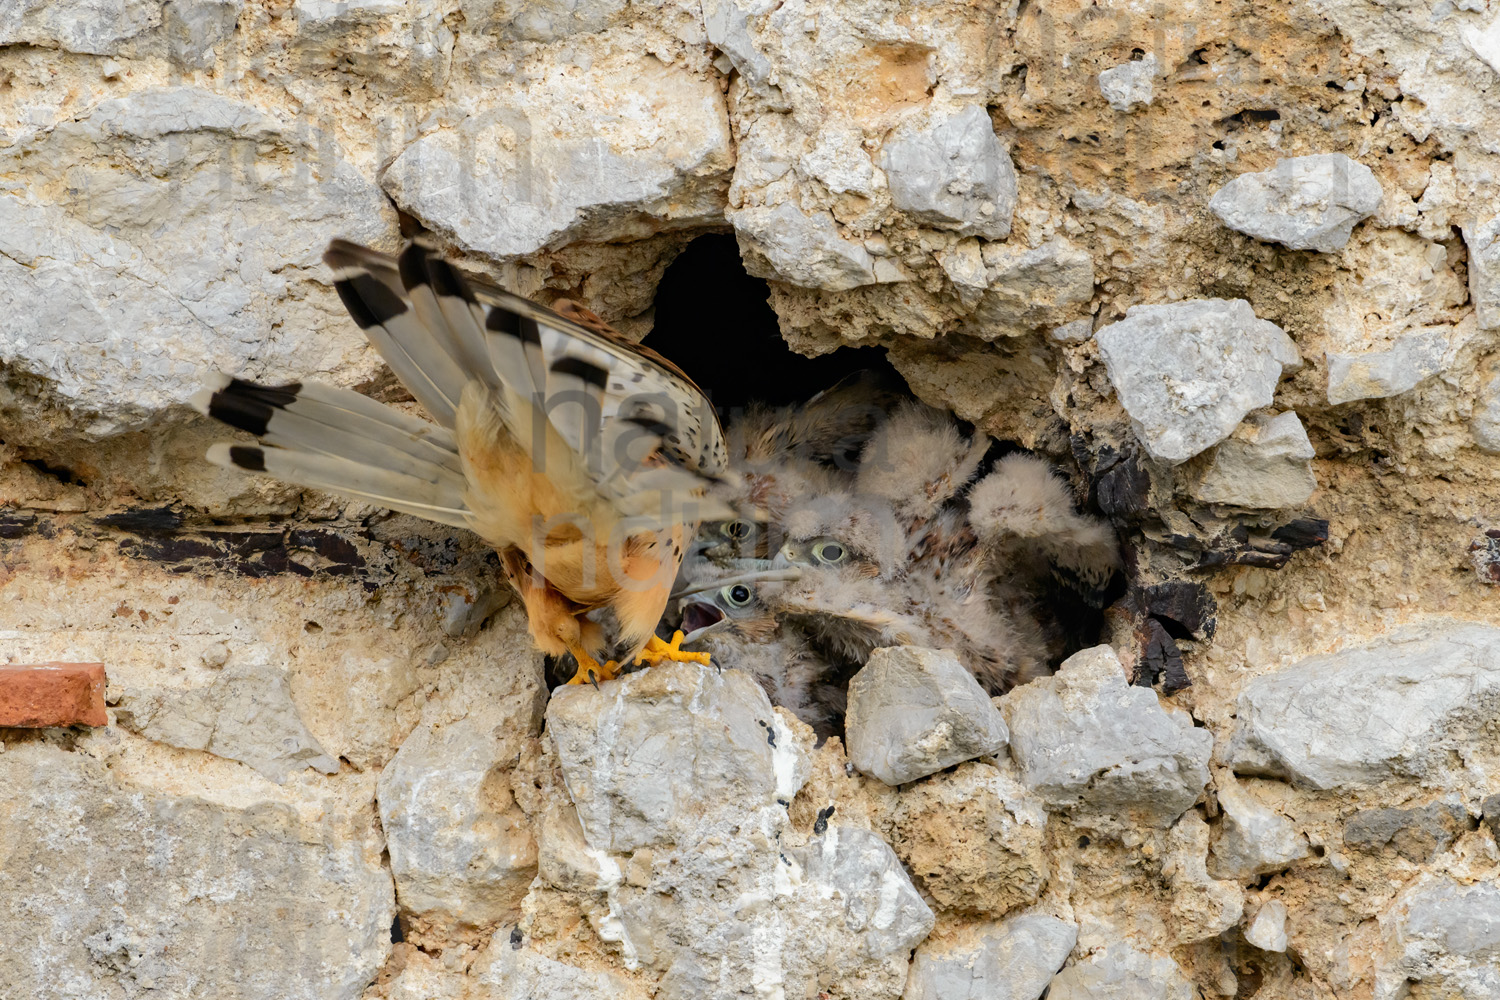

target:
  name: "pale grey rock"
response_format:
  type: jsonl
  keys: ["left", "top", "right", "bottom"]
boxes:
{"left": 438, "top": 580, "right": 511, "bottom": 638}
{"left": 797, "top": 826, "right": 936, "bottom": 963}
{"left": 702, "top": 0, "right": 774, "bottom": 87}
{"left": 1245, "top": 900, "right": 1289, "bottom": 953}
{"left": 1208, "top": 779, "right": 1309, "bottom": 880}
{"left": 880, "top": 104, "right": 1017, "bottom": 240}
{"left": 1094, "top": 299, "right": 1300, "bottom": 464}
{"left": 473, "top": 939, "right": 638, "bottom": 999}
{"left": 377, "top": 636, "right": 546, "bottom": 933}
{"left": 1376, "top": 877, "right": 1500, "bottom": 1000}
{"left": 1473, "top": 370, "right": 1500, "bottom": 454}
{"left": 0, "top": 743, "right": 393, "bottom": 1000}
{"left": 730, "top": 198, "right": 878, "bottom": 291}
{"left": 845, "top": 645, "right": 1010, "bottom": 786}
{"left": 1047, "top": 942, "right": 1197, "bottom": 1000}
{"left": 115, "top": 662, "right": 340, "bottom": 783}
{"left": 1326, "top": 326, "right": 1451, "bottom": 405}
{"left": 383, "top": 61, "right": 731, "bottom": 260}
{"left": 547, "top": 661, "right": 809, "bottom": 853}
{"left": 969, "top": 239, "right": 1096, "bottom": 339}
{"left": 0, "top": 0, "right": 157, "bottom": 54}
{"left": 1226, "top": 622, "right": 1500, "bottom": 792}
{"left": 0, "top": 87, "right": 391, "bottom": 434}
{"left": 160, "top": 0, "right": 242, "bottom": 69}
{"left": 1343, "top": 799, "right": 1469, "bottom": 862}
{"left": 1097, "top": 54, "right": 1157, "bottom": 112}
{"left": 1163, "top": 812, "right": 1244, "bottom": 944}
{"left": 1484, "top": 793, "right": 1500, "bottom": 839}
{"left": 1001, "top": 645, "right": 1212, "bottom": 830}
{"left": 461, "top": 0, "right": 628, "bottom": 42}
{"left": 1192, "top": 411, "right": 1317, "bottom": 509}
{"left": 291, "top": 0, "right": 452, "bottom": 92}
{"left": 1052, "top": 318, "right": 1094, "bottom": 343}
{"left": 1463, "top": 214, "right": 1500, "bottom": 330}
{"left": 1209, "top": 154, "right": 1383, "bottom": 252}
{"left": 904, "top": 913, "right": 1077, "bottom": 1000}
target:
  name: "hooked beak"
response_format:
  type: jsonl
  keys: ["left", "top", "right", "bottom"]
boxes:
{"left": 679, "top": 601, "right": 726, "bottom": 645}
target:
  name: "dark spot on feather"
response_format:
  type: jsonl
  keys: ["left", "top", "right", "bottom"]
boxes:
{"left": 550, "top": 356, "right": 609, "bottom": 389}
{"left": 484, "top": 304, "right": 522, "bottom": 336}
{"left": 335, "top": 274, "right": 407, "bottom": 329}
{"left": 424, "top": 255, "right": 474, "bottom": 303}
{"left": 228, "top": 445, "right": 266, "bottom": 471}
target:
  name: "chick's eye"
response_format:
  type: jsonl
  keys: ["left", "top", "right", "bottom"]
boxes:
{"left": 722, "top": 520, "right": 753, "bottom": 540}
{"left": 812, "top": 540, "right": 847, "bottom": 564}
{"left": 721, "top": 584, "right": 754, "bottom": 607}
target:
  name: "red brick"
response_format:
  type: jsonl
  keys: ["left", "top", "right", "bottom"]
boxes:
{"left": 0, "top": 663, "right": 108, "bottom": 727}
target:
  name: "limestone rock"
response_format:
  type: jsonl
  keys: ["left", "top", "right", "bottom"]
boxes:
{"left": 115, "top": 661, "right": 340, "bottom": 783}
{"left": 1192, "top": 411, "right": 1317, "bottom": 509}
{"left": 796, "top": 826, "right": 936, "bottom": 965}
{"left": 1162, "top": 812, "right": 1244, "bottom": 944}
{"left": 0, "top": 87, "right": 392, "bottom": 434}
{"left": 291, "top": 0, "right": 452, "bottom": 93}
{"left": 383, "top": 57, "right": 732, "bottom": 260}
{"left": 729, "top": 197, "right": 879, "bottom": 291}
{"left": 0, "top": 743, "right": 393, "bottom": 1000}
{"left": 1225, "top": 621, "right": 1500, "bottom": 792}
{"left": 1474, "top": 369, "right": 1500, "bottom": 454}
{"left": 1375, "top": 877, "right": 1500, "bottom": 1000}
{"left": 888, "top": 760, "right": 1048, "bottom": 916}
{"left": 377, "top": 632, "right": 547, "bottom": 935}
{"left": 547, "top": 661, "right": 807, "bottom": 853}
{"left": 1002, "top": 646, "right": 1212, "bottom": 831}
{"left": 969, "top": 239, "right": 1096, "bottom": 339}
{"left": 1245, "top": 900, "right": 1289, "bottom": 953}
{"left": 1097, "top": 54, "right": 1157, "bottom": 112}
{"left": 1094, "top": 300, "right": 1301, "bottom": 464}
{"left": 1343, "top": 799, "right": 1470, "bottom": 863}
{"left": 472, "top": 938, "right": 641, "bottom": 1000}
{"left": 0, "top": 0, "right": 158, "bottom": 54}
{"left": 845, "top": 646, "right": 1010, "bottom": 786}
{"left": 879, "top": 103, "right": 1017, "bottom": 240}
{"left": 1326, "top": 326, "right": 1453, "bottom": 405}
{"left": 1208, "top": 778, "right": 1309, "bottom": 880}
{"left": 702, "top": 0, "right": 774, "bottom": 87}
{"left": 1209, "top": 154, "right": 1383, "bottom": 253}
{"left": 1463, "top": 215, "right": 1500, "bottom": 330}
{"left": 1047, "top": 942, "right": 1197, "bottom": 1000}
{"left": 904, "top": 913, "right": 1077, "bottom": 1000}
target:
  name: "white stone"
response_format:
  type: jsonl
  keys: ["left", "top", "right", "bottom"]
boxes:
{"left": 0, "top": 87, "right": 392, "bottom": 434}
{"left": 0, "top": 0, "right": 157, "bottom": 54}
{"left": 1463, "top": 215, "right": 1500, "bottom": 330}
{"left": 1209, "top": 154, "right": 1383, "bottom": 253}
{"left": 1245, "top": 900, "right": 1289, "bottom": 953}
{"left": 1226, "top": 621, "right": 1500, "bottom": 792}
{"left": 904, "top": 913, "right": 1077, "bottom": 1000}
{"left": 0, "top": 743, "right": 393, "bottom": 1000}
{"left": 879, "top": 103, "right": 1017, "bottom": 240}
{"left": 1046, "top": 942, "right": 1197, "bottom": 1000}
{"left": 730, "top": 197, "right": 879, "bottom": 291}
{"left": 1474, "top": 369, "right": 1500, "bottom": 454}
{"left": 377, "top": 628, "right": 546, "bottom": 934}
{"left": 472, "top": 939, "right": 641, "bottom": 1000}
{"left": 1192, "top": 411, "right": 1317, "bottom": 509}
{"left": 1208, "top": 778, "right": 1309, "bottom": 881}
{"left": 970, "top": 239, "right": 1096, "bottom": 339}
{"left": 1097, "top": 54, "right": 1157, "bottom": 112}
{"left": 1094, "top": 299, "right": 1301, "bottom": 464}
{"left": 845, "top": 645, "right": 1010, "bottom": 786}
{"left": 702, "top": 0, "right": 775, "bottom": 87}
{"left": 1376, "top": 877, "right": 1500, "bottom": 1000}
{"left": 384, "top": 58, "right": 732, "bottom": 260}
{"left": 1326, "top": 326, "right": 1453, "bottom": 405}
{"left": 460, "top": 0, "right": 629, "bottom": 43}
{"left": 1001, "top": 645, "right": 1212, "bottom": 831}
{"left": 547, "top": 661, "right": 809, "bottom": 853}
{"left": 1463, "top": 13, "right": 1500, "bottom": 77}
{"left": 291, "top": 0, "right": 453, "bottom": 92}
{"left": 1163, "top": 812, "right": 1244, "bottom": 944}
{"left": 1052, "top": 319, "right": 1094, "bottom": 343}
{"left": 115, "top": 661, "right": 340, "bottom": 784}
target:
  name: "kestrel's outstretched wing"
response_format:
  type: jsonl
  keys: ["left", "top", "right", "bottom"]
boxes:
{"left": 195, "top": 237, "right": 734, "bottom": 683}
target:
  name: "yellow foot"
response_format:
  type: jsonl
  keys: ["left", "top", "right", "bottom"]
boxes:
{"left": 633, "top": 630, "right": 712, "bottom": 668}
{"left": 564, "top": 647, "right": 621, "bottom": 686}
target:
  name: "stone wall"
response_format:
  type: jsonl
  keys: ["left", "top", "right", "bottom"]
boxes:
{"left": 2, "top": 0, "right": 1499, "bottom": 998}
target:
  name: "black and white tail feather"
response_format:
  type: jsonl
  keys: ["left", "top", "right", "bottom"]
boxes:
{"left": 194, "top": 238, "right": 733, "bottom": 530}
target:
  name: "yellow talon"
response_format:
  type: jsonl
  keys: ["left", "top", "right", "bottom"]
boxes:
{"left": 634, "top": 630, "right": 712, "bottom": 668}
{"left": 564, "top": 646, "right": 621, "bottom": 685}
